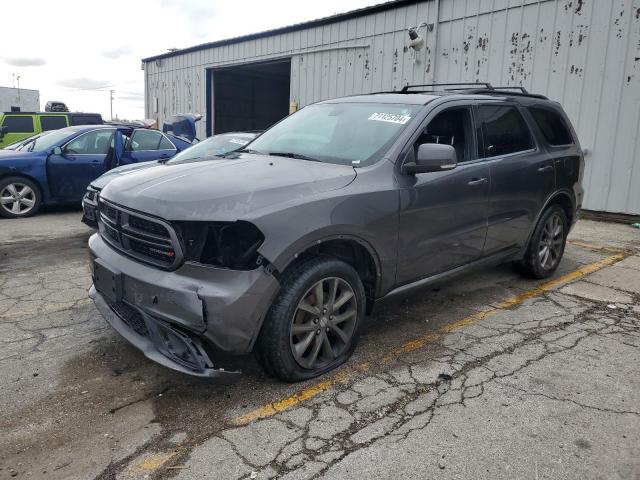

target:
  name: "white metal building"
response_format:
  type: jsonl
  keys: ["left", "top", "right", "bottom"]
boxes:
{"left": 0, "top": 86, "right": 40, "bottom": 113}
{"left": 142, "top": 0, "right": 640, "bottom": 215}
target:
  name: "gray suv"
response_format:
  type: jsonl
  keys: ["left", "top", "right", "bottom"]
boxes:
{"left": 88, "top": 84, "right": 584, "bottom": 382}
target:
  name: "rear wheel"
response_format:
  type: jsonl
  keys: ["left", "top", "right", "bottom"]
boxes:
{"left": 256, "top": 257, "right": 365, "bottom": 382}
{"left": 516, "top": 205, "right": 568, "bottom": 279}
{"left": 0, "top": 177, "right": 41, "bottom": 219}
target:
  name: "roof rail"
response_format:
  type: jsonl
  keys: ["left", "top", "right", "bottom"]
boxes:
{"left": 463, "top": 88, "right": 548, "bottom": 100}
{"left": 400, "top": 82, "right": 494, "bottom": 93}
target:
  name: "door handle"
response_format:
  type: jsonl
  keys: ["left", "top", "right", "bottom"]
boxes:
{"left": 537, "top": 165, "right": 553, "bottom": 173}
{"left": 467, "top": 177, "right": 488, "bottom": 186}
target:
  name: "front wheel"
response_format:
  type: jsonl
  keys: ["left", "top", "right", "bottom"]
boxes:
{"left": 256, "top": 257, "right": 365, "bottom": 382}
{"left": 0, "top": 177, "right": 42, "bottom": 219}
{"left": 516, "top": 205, "right": 568, "bottom": 279}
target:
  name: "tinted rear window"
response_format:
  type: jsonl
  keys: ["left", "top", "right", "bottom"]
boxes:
{"left": 528, "top": 107, "right": 573, "bottom": 146}
{"left": 478, "top": 105, "right": 533, "bottom": 157}
{"left": 40, "top": 116, "right": 67, "bottom": 131}
{"left": 128, "top": 130, "right": 163, "bottom": 151}
{"left": 2, "top": 116, "right": 34, "bottom": 133}
{"left": 69, "top": 114, "right": 102, "bottom": 126}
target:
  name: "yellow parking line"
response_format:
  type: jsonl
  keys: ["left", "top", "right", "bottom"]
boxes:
{"left": 232, "top": 249, "right": 627, "bottom": 426}
{"left": 567, "top": 239, "right": 630, "bottom": 254}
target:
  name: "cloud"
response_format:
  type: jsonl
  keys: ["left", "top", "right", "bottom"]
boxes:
{"left": 159, "top": 0, "right": 218, "bottom": 24}
{"left": 56, "top": 77, "right": 111, "bottom": 90}
{"left": 3, "top": 56, "right": 47, "bottom": 67}
{"left": 101, "top": 46, "right": 132, "bottom": 59}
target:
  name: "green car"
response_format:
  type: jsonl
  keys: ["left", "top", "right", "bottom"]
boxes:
{"left": 0, "top": 112, "right": 103, "bottom": 149}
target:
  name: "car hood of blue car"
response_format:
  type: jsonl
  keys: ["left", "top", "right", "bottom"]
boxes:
{"left": 0, "top": 149, "right": 40, "bottom": 160}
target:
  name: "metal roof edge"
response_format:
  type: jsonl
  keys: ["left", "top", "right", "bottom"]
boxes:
{"left": 141, "top": 0, "right": 425, "bottom": 63}
{"left": 0, "top": 85, "right": 40, "bottom": 93}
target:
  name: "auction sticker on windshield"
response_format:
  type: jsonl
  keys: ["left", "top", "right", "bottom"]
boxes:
{"left": 368, "top": 112, "right": 412, "bottom": 124}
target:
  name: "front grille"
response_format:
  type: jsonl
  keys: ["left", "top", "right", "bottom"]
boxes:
{"left": 102, "top": 202, "right": 119, "bottom": 223}
{"left": 110, "top": 300, "right": 149, "bottom": 337}
{"left": 129, "top": 215, "right": 170, "bottom": 238}
{"left": 97, "top": 199, "right": 182, "bottom": 269}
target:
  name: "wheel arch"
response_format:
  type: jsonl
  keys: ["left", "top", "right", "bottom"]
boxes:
{"left": 0, "top": 171, "right": 45, "bottom": 199}
{"left": 520, "top": 189, "right": 576, "bottom": 258}
{"left": 276, "top": 233, "right": 382, "bottom": 311}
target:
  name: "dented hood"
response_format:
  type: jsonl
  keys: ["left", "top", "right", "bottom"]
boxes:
{"left": 99, "top": 153, "right": 356, "bottom": 220}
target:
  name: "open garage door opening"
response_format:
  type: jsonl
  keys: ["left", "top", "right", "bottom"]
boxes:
{"left": 212, "top": 59, "right": 291, "bottom": 134}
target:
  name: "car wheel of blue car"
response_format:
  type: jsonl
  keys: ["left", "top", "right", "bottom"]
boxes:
{"left": 0, "top": 176, "right": 42, "bottom": 219}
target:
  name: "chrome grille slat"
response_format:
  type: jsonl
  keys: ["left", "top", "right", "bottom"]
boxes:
{"left": 97, "top": 199, "right": 182, "bottom": 270}
{"left": 121, "top": 225, "right": 173, "bottom": 244}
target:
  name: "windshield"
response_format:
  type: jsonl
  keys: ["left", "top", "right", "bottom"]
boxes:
{"left": 11, "top": 129, "right": 72, "bottom": 152}
{"left": 168, "top": 133, "right": 256, "bottom": 163}
{"left": 245, "top": 103, "right": 420, "bottom": 167}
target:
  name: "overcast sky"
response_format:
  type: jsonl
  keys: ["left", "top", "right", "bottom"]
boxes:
{"left": 1, "top": 0, "right": 377, "bottom": 120}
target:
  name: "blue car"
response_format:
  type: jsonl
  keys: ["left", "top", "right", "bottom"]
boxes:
{"left": 0, "top": 120, "right": 196, "bottom": 218}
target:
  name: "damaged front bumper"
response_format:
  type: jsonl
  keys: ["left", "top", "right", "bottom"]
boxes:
{"left": 90, "top": 285, "right": 238, "bottom": 381}
{"left": 88, "top": 233, "right": 280, "bottom": 380}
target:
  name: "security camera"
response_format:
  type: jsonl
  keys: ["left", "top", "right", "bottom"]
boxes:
{"left": 407, "top": 22, "right": 429, "bottom": 51}
{"left": 408, "top": 29, "right": 424, "bottom": 51}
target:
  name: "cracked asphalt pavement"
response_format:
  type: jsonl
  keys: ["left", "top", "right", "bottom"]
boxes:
{"left": 1, "top": 209, "right": 639, "bottom": 480}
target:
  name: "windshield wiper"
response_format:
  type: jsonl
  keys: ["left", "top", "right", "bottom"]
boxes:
{"left": 267, "top": 151, "right": 321, "bottom": 162}
{"left": 237, "top": 148, "right": 263, "bottom": 155}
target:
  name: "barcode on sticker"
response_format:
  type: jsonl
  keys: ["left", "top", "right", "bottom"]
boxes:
{"left": 368, "top": 113, "right": 412, "bottom": 124}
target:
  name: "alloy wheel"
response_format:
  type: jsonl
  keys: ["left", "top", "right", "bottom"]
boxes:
{"left": 290, "top": 277, "right": 358, "bottom": 370}
{"left": 538, "top": 213, "right": 564, "bottom": 270}
{"left": 0, "top": 182, "right": 36, "bottom": 216}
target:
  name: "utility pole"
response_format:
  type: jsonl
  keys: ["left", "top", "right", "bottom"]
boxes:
{"left": 110, "top": 90, "right": 114, "bottom": 120}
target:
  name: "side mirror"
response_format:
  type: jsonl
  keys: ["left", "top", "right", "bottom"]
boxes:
{"left": 52, "top": 146, "right": 63, "bottom": 155}
{"left": 0, "top": 125, "right": 7, "bottom": 139}
{"left": 403, "top": 143, "right": 458, "bottom": 174}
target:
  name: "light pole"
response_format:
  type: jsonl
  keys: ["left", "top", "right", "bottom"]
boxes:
{"left": 110, "top": 90, "right": 114, "bottom": 120}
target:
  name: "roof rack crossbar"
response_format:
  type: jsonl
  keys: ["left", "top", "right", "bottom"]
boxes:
{"left": 400, "top": 82, "right": 494, "bottom": 93}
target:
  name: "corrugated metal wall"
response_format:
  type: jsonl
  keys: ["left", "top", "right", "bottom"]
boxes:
{"left": 144, "top": 0, "right": 640, "bottom": 215}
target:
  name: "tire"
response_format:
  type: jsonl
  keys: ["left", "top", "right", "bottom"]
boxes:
{"left": 256, "top": 256, "right": 365, "bottom": 382}
{"left": 517, "top": 205, "right": 568, "bottom": 279}
{"left": 0, "top": 176, "right": 42, "bottom": 219}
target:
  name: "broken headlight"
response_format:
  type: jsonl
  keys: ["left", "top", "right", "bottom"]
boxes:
{"left": 174, "top": 221, "right": 265, "bottom": 270}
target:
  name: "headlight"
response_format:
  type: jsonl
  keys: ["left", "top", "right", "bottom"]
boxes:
{"left": 174, "top": 221, "right": 264, "bottom": 270}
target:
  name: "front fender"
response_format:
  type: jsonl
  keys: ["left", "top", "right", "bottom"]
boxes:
{"left": 252, "top": 187, "right": 400, "bottom": 297}
{"left": 0, "top": 158, "right": 51, "bottom": 202}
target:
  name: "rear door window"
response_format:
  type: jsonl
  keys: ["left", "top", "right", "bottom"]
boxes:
{"left": 40, "top": 116, "right": 68, "bottom": 131}
{"left": 127, "top": 130, "right": 163, "bottom": 151}
{"left": 528, "top": 107, "right": 574, "bottom": 146}
{"left": 478, "top": 105, "right": 533, "bottom": 157}
{"left": 158, "top": 135, "right": 176, "bottom": 150}
{"left": 2, "top": 116, "right": 34, "bottom": 133}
